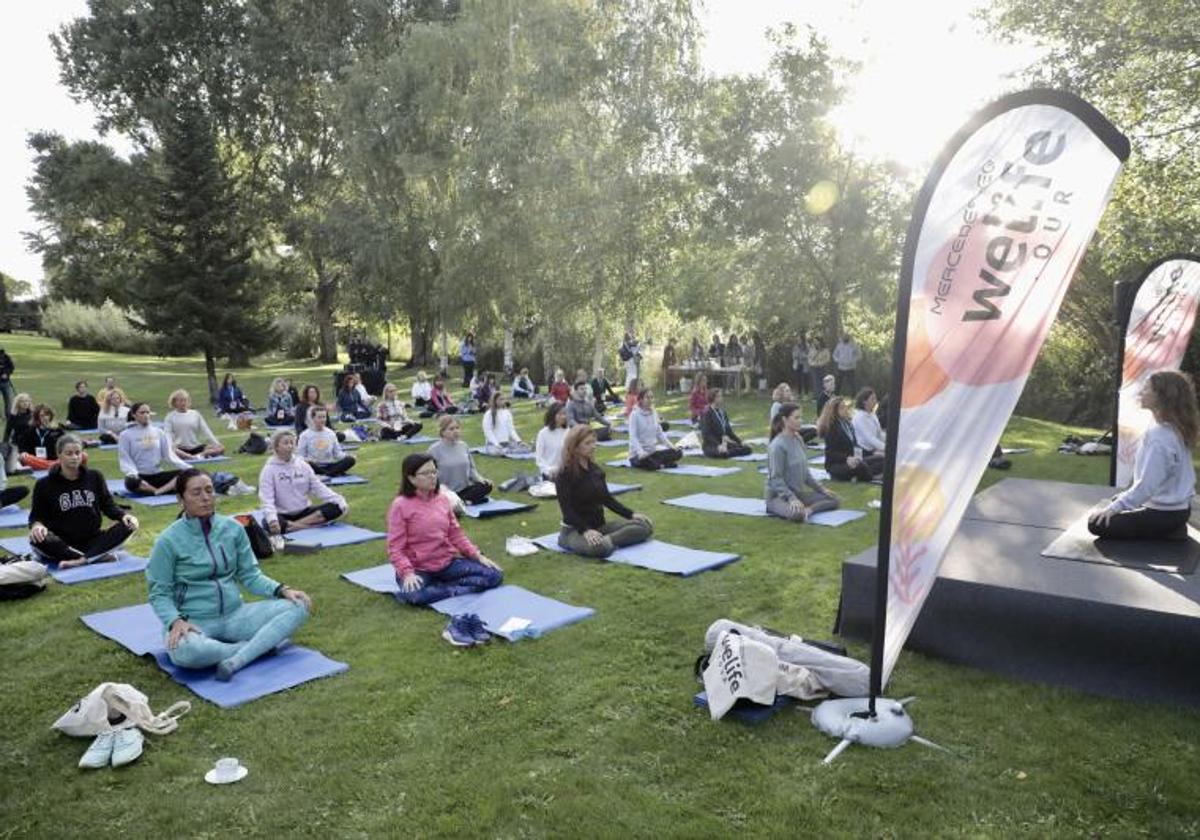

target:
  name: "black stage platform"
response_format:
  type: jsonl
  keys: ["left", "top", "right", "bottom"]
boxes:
{"left": 836, "top": 478, "right": 1200, "bottom": 707}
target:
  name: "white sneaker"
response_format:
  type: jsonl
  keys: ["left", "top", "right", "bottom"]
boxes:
{"left": 270, "top": 535, "right": 286, "bottom": 553}
{"left": 228, "top": 480, "right": 256, "bottom": 497}
{"left": 79, "top": 732, "right": 115, "bottom": 769}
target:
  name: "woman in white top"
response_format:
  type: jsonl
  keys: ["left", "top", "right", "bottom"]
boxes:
{"left": 97, "top": 390, "right": 131, "bottom": 445}
{"left": 377, "top": 382, "right": 423, "bottom": 440}
{"left": 411, "top": 371, "right": 433, "bottom": 407}
{"left": 850, "top": 387, "right": 886, "bottom": 455}
{"left": 118, "top": 402, "right": 191, "bottom": 495}
{"left": 1089, "top": 370, "right": 1197, "bottom": 541}
{"left": 628, "top": 388, "right": 682, "bottom": 471}
{"left": 535, "top": 402, "right": 568, "bottom": 479}
{"left": 297, "top": 406, "right": 357, "bottom": 477}
{"left": 163, "top": 389, "right": 224, "bottom": 459}
{"left": 482, "top": 392, "right": 529, "bottom": 455}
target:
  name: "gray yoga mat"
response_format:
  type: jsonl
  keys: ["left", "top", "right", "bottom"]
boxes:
{"left": 1041, "top": 516, "right": 1200, "bottom": 575}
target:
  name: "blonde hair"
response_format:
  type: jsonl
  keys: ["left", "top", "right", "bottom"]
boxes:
{"left": 169, "top": 389, "right": 191, "bottom": 410}
{"left": 771, "top": 383, "right": 792, "bottom": 402}
{"left": 815, "top": 397, "right": 847, "bottom": 438}
{"left": 560, "top": 424, "right": 597, "bottom": 474}
{"left": 272, "top": 377, "right": 287, "bottom": 392}
{"left": 12, "top": 393, "right": 31, "bottom": 412}
{"left": 270, "top": 428, "right": 297, "bottom": 453}
{"left": 437, "top": 414, "right": 459, "bottom": 437}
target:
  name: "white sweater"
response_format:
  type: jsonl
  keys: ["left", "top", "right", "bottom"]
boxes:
{"left": 297, "top": 427, "right": 345, "bottom": 465}
{"left": 535, "top": 426, "right": 567, "bottom": 477}
{"left": 628, "top": 407, "right": 671, "bottom": 460}
{"left": 118, "top": 424, "right": 189, "bottom": 477}
{"left": 163, "top": 409, "right": 219, "bottom": 449}
{"left": 482, "top": 409, "right": 521, "bottom": 447}
{"left": 851, "top": 410, "right": 886, "bottom": 453}
{"left": 1112, "top": 423, "right": 1195, "bottom": 511}
{"left": 411, "top": 381, "right": 432, "bottom": 401}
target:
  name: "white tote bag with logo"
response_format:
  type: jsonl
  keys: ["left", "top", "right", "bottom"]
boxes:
{"left": 52, "top": 683, "right": 190, "bottom": 737}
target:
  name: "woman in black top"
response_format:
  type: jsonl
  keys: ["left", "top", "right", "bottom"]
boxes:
{"left": 29, "top": 434, "right": 138, "bottom": 568}
{"left": 699, "top": 388, "right": 752, "bottom": 458}
{"left": 15, "top": 404, "right": 66, "bottom": 469}
{"left": 66, "top": 381, "right": 101, "bottom": 430}
{"left": 816, "top": 397, "right": 884, "bottom": 482}
{"left": 554, "top": 425, "right": 653, "bottom": 558}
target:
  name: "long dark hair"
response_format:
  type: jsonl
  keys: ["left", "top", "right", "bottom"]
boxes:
{"left": 175, "top": 467, "right": 207, "bottom": 498}
{"left": 770, "top": 402, "right": 800, "bottom": 441}
{"left": 400, "top": 453, "right": 439, "bottom": 497}
{"left": 1150, "top": 370, "right": 1200, "bottom": 449}
{"left": 543, "top": 401, "right": 566, "bottom": 430}
{"left": 854, "top": 387, "right": 876, "bottom": 411}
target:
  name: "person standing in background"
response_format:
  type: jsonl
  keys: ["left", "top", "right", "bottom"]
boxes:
{"left": 661, "top": 338, "right": 678, "bottom": 393}
{"left": 791, "top": 335, "right": 809, "bottom": 396}
{"left": 833, "top": 334, "right": 862, "bottom": 395}
{"left": 808, "top": 337, "right": 831, "bottom": 396}
{"left": 619, "top": 333, "right": 641, "bottom": 388}
{"left": 0, "top": 346, "right": 14, "bottom": 440}
{"left": 459, "top": 332, "right": 477, "bottom": 389}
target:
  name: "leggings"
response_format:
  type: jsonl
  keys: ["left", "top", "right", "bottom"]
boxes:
{"left": 379, "top": 422, "right": 423, "bottom": 440}
{"left": 168, "top": 599, "right": 309, "bottom": 673}
{"left": 766, "top": 490, "right": 839, "bottom": 522}
{"left": 1087, "top": 506, "right": 1189, "bottom": 540}
{"left": 631, "top": 448, "right": 682, "bottom": 471}
{"left": 557, "top": 518, "right": 653, "bottom": 558}
{"left": 33, "top": 521, "right": 134, "bottom": 563}
{"left": 278, "top": 503, "right": 343, "bottom": 531}
{"left": 393, "top": 557, "right": 502, "bottom": 606}
{"left": 125, "top": 470, "right": 179, "bottom": 495}
{"left": 456, "top": 481, "right": 493, "bottom": 505}
{"left": 1, "top": 486, "right": 28, "bottom": 508}
{"left": 702, "top": 442, "right": 752, "bottom": 459}
{"left": 309, "top": 456, "right": 356, "bottom": 477}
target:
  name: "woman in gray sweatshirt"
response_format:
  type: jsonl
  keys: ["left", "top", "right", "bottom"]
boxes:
{"left": 427, "top": 414, "right": 493, "bottom": 504}
{"left": 765, "top": 403, "right": 839, "bottom": 522}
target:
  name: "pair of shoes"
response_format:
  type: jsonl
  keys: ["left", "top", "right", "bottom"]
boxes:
{"left": 227, "top": 480, "right": 256, "bottom": 497}
{"left": 79, "top": 728, "right": 144, "bottom": 769}
{"left": 442, "top": 613, "right": 490, "bottom": 647}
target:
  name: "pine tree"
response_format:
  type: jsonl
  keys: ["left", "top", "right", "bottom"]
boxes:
{"left": 141, "top": 97, "right": 274, "bottom": 403}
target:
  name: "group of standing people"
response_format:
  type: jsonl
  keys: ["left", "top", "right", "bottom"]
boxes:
{"left": 791, "top": 334, "right": 862, "bottom": 397}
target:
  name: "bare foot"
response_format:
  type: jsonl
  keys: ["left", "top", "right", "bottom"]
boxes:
{"left": 58, "top": 557, "right": 87, "bottom": 570}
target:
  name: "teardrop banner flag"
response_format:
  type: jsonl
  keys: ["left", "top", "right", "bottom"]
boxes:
{"left": 1113, "top": 256, "right": 1200, "bottom": 487}
{"left": 871, "top": 90, "right": 1130, "bottom": 693}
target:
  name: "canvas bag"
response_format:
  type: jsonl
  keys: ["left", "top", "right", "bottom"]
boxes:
{"left": 52, "top": 683, "right": 190, "bottom": 737}
{"left": 0, "top": 558, "right": 49, "bottom": 600}
{"left": 702, "top": 629, "right": 779, "bottom": 720}
{"left": 704, "top": 619, "right": 869, "bottom": 698}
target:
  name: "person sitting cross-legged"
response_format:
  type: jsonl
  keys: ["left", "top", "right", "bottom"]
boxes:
{"left": 258, "top": 429, "right": 347, "bottom": 550}
{"left": 555, "top": 425, "right": 653, "bottom": 557}
{"left": 566, "top": 380, "right": 613, "bottom": 441}
{"left": 376, "top": 382, "right": 423, "bottom": 440}
{"left": 118, "top": 402, "right": 190, "bottom": 496}
{"left": 265, "top": 377, "right": 295, "bottom": 427}
{"left": 427, "top": 415, "right": 492, "bottom": 504}
{"left": 628, "top": 388, "right": 682, "bottom": 471}
{"left": 65, "top": 380, "right": 100, "bottom": 430}
{"left": 163, "top": 389, "right": 225, "bottom": 460}
{"left": 535, "top": 402, "right": 569, "bottom": 480}
{"left": 148, "top": 469, "right": 312, "bottom": 682}
{"left": 336, "top": 374, "right": 372, "bottom": 422}
{"left": 816, "top": 396, "right": 883, "bottom": 482}
{"left": 29, "top": 434, "right": 138, "bottom": 568}
{"left": 96, "top": 390, "right": 131, "bottom": 446}
{"left": 14, "top": 403, "right": 68, "bottom": 470}
{"left": 217, "top": 373, "right": 251, "bottom": 415}
{"left": 481, "top": 392, "right": 530, "bottom": 455}
{"left": 389, "top": 453, "right": 503, "bottom": 610}
{"left": 297, "top": 406, "right": 356, "bottom": 477}
{"left": 765, "top": 403, "right": 839, "bottom": 522}
{"left": 699, "top": 388, "right": 752, "bottom": 458}
{"left": 511, "top": 368, "right": 537, "bottom": 399}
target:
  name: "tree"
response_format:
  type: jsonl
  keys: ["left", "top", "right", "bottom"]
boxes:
{"left": 140, "top": 97, "right": 274, "bottom": 401}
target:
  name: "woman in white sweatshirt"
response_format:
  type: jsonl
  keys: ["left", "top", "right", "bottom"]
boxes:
{"left": 535, "top": 402, "right": 568, "bottom": 479}
{"left": 481, "top": 392, "right": 530, "bottom": 455}
{"left": 850, "top": 387, "right": 886, "bottom": 456}
{"left": 163, "top": 389, "right": 224, "bottom": 459}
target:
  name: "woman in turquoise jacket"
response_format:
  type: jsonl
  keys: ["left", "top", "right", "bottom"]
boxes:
{"left": 146, "top": 469, "right": 313, "bottom": 681}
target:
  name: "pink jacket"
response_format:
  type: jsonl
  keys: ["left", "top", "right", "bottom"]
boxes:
{"left": 257, "top": 455, "right": 347, "bottom": 525}
{"left": 387, "top": 491, "right": 479, "bottom": 578}
{"left": 689, "top": 388, "right": 709, "bottom": 420}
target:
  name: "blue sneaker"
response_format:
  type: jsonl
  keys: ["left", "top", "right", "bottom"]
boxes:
{"left": 461, "top": 613, "right": 491, "bottom": 644}
{"left": 441, "top": 615, "right": 476, "bottom": 647}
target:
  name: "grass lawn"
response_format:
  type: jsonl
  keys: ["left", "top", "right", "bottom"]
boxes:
{"left": 1, "top": 333, "right": 1197, "bottom": 838}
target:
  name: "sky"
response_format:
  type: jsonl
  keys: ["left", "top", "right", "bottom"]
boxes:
{"left": 1, "top": 0, "right": 1041, "bottom": 293}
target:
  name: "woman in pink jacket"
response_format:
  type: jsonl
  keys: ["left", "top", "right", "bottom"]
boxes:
{"left": 257, "top": 429, "right": 347, "bottom": 549}
{"left": 388, "top": 453, "right": 503, "bottom": 608}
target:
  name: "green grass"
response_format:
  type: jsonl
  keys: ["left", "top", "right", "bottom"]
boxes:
{"left": 1, "top": 333, "right": 1197, "bottom": 838}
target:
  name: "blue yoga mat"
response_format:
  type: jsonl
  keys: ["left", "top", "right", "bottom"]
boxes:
{"left": 0, "top": 535, "right": 31, "bottom": 555}
{"left": 595, "top": 439, "right": 628, "bottom": 448}
{"left": 50, "top": 553, "right": 148, "bottom": 585}
{"left": 80, "top": 603, "right": 347, "bottom": 708}
{"left": 283, "top": 522, "right": 385, "bottom": 548}
{"left": 606, "top": 460, "right": 741, "bottom": 478}
{"left": 757, "top": 466, "right": 831, "bottom": 481}
{"left": 340, "top": 567, "right": 593, "bottom": 641}
{"left": 31, "top": 469, "right": 49, "bottom": 480}
{"left": 319, "top": 474, "right": 369, "bottom": 486}
{"left": 469, "top": 447, "right": 537, "bottom": 460}
{"left": 69, "top": 427, "right": 101, "bottom": 435}
{"left": 99, "top": 443, "right": 118, "bottom": 451}
{"left": 731, "top": 452, "right": 768, "bottom": 462}
{"left": 532, "top": 533, "right": 739, "bottom": 576}
{"left": 384, "top": 434, "right": 437, "bottom": 445}
{"left": 606, "top": 482, "right": 642, "bottom": 496}
{"left": 662, "top": 493, "right": 866, "bottom": 527}
{"left": 461, "top": 498, "right": 537, "bottom": 519}
{"left": 693, "top": 691, "right": 795, "bottom": 723}
{"left": 0, "top": 504, "right": 28, "bottom": 529}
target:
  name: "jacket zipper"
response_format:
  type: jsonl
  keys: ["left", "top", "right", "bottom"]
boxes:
{"left": 200, "top": 522, "right": 225, "bottom": 615}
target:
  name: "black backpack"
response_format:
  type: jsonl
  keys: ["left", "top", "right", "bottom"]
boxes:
{"left": 234, "top": 514, "right": 274, "bottom": 560}
{"left": 238, "top": 432, "right": 268, "bottom": 455}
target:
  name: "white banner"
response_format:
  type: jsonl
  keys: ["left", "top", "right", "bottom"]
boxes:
{"left": 877, "top": 91, "right": 1128, "bottom": 689}
{"left": 1114, "top": 257, "right": 1200, "bottom": 487}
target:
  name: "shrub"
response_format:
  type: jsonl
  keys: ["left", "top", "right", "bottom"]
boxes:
{"left": 42, "top": 298, "right": 163, "bottom": 355}
{"left": 273, "top": 311, "right": 319, "bottom": 359}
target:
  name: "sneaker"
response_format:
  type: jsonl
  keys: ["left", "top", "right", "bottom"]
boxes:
{"left": 441, "top": 615, "right": 477, "bottom": 647}
{"left": 110, "top": 727, "right": 144, "bottom": 767}
{"left": 227, "top": 480, "right": 256, "bottom": 497}
{"left": 461, "top": 613, "right": 491, "bottom": 644}
{"left": 269, "top": 535, "right": 286, "bottom": 553}
{"left": 79, "top": 732, "right": 115, "bottom": 769}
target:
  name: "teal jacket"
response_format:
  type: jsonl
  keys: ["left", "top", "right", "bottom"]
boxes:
{"left": 147, "top": 513, "right": 281, "bottom": 628}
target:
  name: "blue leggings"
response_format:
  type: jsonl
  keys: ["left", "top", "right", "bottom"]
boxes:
{"left": 168, "top": 599, "right": 309, "bottom": 672}
{"left": 393, "top": 557, "right": 502, "bottom": 606}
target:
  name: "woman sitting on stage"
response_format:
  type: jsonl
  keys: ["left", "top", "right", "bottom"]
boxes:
{"left": 555, "top": 425, "right": 653, "bottom": 558}
{"left": 1089, "top": 370, "right": 1197, "bottom": 540}
{"left": 816, "top": 397, "right": 883, "bottom": 482}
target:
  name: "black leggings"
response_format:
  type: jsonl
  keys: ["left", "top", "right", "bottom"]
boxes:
{"left": 703, "top": 442, "right": 752, "bottom": 459}
{"left": 279, "top": 503, "right": 343, "bottom": 531}
{"left": 631, "top": 448, "right": 683, "bottom": 471}
{"left": 456, "top": 481, "right": 493, "bottom": 505}
{"left": 35, "top": 521, "right": 133, "bottom": 563}
{"left": 1088, "top": 506, "right": 1189, "bottom": 540}
{"left": 310, "top": 456, "right": 356, "bottom": 477}
{"left": 125, "top": 470, "right": 179, "bottom": 495}
{"left": 1, "top": 486, "right": 29, "bottom": 508}
{"left": 380, "top": 422, "right": 423, "bottom": 440}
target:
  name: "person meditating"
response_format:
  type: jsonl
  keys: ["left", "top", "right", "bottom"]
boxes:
{"left": 427, "top": 415, "right": 492, "bottom": 504}
{"left": 850, "top": 387, "right": 886, "bottom": 457}
{"left": 97, "top": 390, "right": 130, "bottom": 445}
{"left": 258, "top": 429, "right": 348, "bottom": 551}
{"left": 217, "top": 373, "right": 251, "bottom": 415}
{"left": 765, "top": 404, "right": 839, "bottom": 522}
{"left": 265, "top": 377, "right": 295, "bottom": 427}
{"left": 147, "top": 469, "right": 312, "bottom": 681}
{"left": 119, "top": 402, "right": 190, "bottom": 495}
{"left": 29, "top": 434, "right": 137, "bottom": 568}
{"left": 297, "top": 406, "right": 356, "bottom": 477}
{"left": 1089, "top": 370, "right": 1197, "bottom": 540}
{"left": 376, "top": 382, "right": 423, "bottom": 440}
{"left": 699, "top": 388, "right": 751, "bottom": 458}
{"left": 163, "top": 389, "right": 225, "bottom": 460}
{"left": 816, "top": 396, "right": 883, "bottom": 482}
{"left": 336, "top": 374, "right": 371, "bottom": 422}
{"left": 388, "top": 453, "right": 503, "bottom": 612}
{"left": 65, "top": 381, "right": 100, "bottom": 430}
{"left": 555, "top": 425, "right": 653, "bottom": 557}
{"left": 14, "top": 404, "right": 67, "bottom": 470}
{"left": 535, "top": 402, "right": 569, "bottom": 480}
{"left": 482, "top": 392, "right": 530, "bottom": 454}
{"left": 628, "top": 388, "right": 682, "bottom": 471}
{"left": 566, "top": 380, "right": 613, "bottom": 441}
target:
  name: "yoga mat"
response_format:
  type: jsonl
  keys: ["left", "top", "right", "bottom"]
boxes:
{"left": 1001, "top": 447, "right": 1033, "bottom": 455}
{"left": 68, "top": 427, "right": 100, "bottom": 435}
{"left": 532, "top": 534, "right": 739, "bottom": 576}
{"left": 283, "top": 522, "right": 385, "bottom": 548}
{"left": 730, "top": 453, "right": 768, "bottom": 462}
{"left": 183, "top": 455, "right": 231, "bottom": 464}
{"left": 340, "top": 568, "right": 593, "bottom": 640}
{"left": 319, "top": 474, "right": 369, "bottom": 486}
{"left": 595, "top": 439, "right": 628, "bottom": 448}
{"left": 605, "top": 460, "right": 740, "bottom": 478}
{"left": 31, "top": 470, "right": 49, "bottom": 480}
{"left": 469, "top": 447, "right": 536, "bottom": 460}
{"left": 461, "top": 498, "right": 537, "bottom": 519}
{"left": 50, "top": 552, "right": 148, "bottom": 585}
{"left": 80, "top": 603, "right": 347, "bottom": 709}
{"left": 1041, "top": 517, "right": 1200, "bottom": 574}
{"left": 742, "top": 437, "right": 768, "bottom": 446}
{"left": 99, "top": 443, "right": 118, "bottom": 451}
{"left": 384, "top": 434, "right": 437, "bottom": 445}
{"left": 105, "top": 478, "right": 181, "bottom": 506}
{"left": 607, "top": 483, "right": 642, "bottom": 496}
{"left": 759, "top": 466, "right": 831, "bottom": 481}
{"left": 661, "top": 494, "right": 867, "bottom": 527}
{"left": 0, "top": 504, "right": 28, "bottom": 529}
{"left": 0, "top": 535, "right": 32, "bottom": 555}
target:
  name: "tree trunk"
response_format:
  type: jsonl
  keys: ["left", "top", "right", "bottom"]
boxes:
{"left": 408, "top": 313, "right": 435, "bottom": 367}
{"left": 439, "top": 325, "right": 449, "bottom": 379}
{"left": 503, "top": 327, "right": 514, "bottom": 376}
{"left": 591, "top": 310, "right": 606, "bottom": 375}
{"left": 314, "top": 272, "right": 338, "bottom": 363}
{"left": 204, "top": 349, "right": 218, "bottom": 406}
{"left": 226, "top": 349, "right": 251, "bottom": 368}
